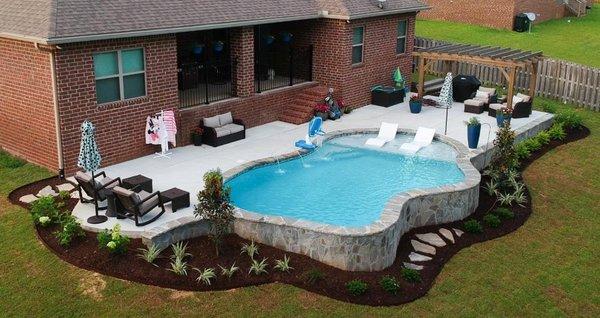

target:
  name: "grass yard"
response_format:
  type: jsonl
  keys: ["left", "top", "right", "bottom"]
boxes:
{"left": 0, "top": 97, "right": 598, "bottom": 316}
{"left": 416, "top": 4, "right": 600, "bottom": 68}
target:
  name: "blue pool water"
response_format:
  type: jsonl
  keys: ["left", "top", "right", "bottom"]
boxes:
{"left": 226, "top": 134, "right": 465, "bottom": 227}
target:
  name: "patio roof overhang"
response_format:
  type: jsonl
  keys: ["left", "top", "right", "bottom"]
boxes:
{"left": 413, "top": 43, "right": 543, "bottom": 109}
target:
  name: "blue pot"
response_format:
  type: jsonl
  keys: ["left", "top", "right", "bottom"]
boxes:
{"left": 409, "top": 101, "right": 422, "bottom": 114}
{"left": 467, "top": 124, "right": 481, "bottom": 149}
{"left": 496, "top": 113, "right": 512, "bottom": 127}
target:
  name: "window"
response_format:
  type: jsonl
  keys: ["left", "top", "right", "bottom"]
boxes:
{"left": 93, "top": 48, "right": 146, "bottom": 104}
{"left": 352, "top": 27, "right": 364, "bottom": 65}
{"left": 396, "top": 20, "right": 408, "bottom": 54}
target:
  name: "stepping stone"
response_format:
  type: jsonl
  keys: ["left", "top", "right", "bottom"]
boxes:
{"left": 411, "top": 239, "right": 436, "bottom": 255}
{"left": 70, "top": 191, "right": 80, "bottom": 199}
{"left": 66, "top": 176, "right": 77, "bottom": 184}
{"left": 403, "top": 262, "right": 424, "bottom": 271}
{"left": 439, "top": 228, "right": 455, "bottom": 243}
{"left": 19, "top": 194, "right": 39, "bottom": 204}
{"left": 36, "top": 186, "right": 58, "bottom": 197}
{"left": 415, "top": 233, "right": 446, "bottom": 247}
{"left": 56, "top": 183, "right": 75, "bottom": 192}
{"left": 453, "top": 228, "right": 464, "bottom": 238}
{"left": 409, "top": 252, "right": 432, "bottom": 262}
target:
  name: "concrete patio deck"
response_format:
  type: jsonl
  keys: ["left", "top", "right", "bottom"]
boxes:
{"left": 72, "top": 96, "right": 553, "bottom": 236}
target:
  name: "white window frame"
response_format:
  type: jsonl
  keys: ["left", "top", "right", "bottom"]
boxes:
{"left": 396, "top": 20, "right": 408, "bottom": 55}
{"left": 93, "top": 47, "right": 147, "bottom": 104}
{"left": 352, "top": 26, "right": 365, "bottom": 65}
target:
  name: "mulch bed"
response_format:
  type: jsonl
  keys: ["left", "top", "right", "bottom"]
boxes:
{"left": 8, "top": 126, "right": 589, "bottom": 306}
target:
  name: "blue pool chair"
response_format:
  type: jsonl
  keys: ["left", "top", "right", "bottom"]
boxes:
{"left": 295, "top": 117, "right": 325, "bottom": 150}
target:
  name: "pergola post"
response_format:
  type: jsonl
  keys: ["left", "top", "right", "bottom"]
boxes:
{"left": 506, "top": 67, "right": 517, "bottom": 110}
{"left": 529, "top": 61, "right": 538, "bottom": 97}
{"left": 418, "top": 56, "right": 426, "bottom": 97}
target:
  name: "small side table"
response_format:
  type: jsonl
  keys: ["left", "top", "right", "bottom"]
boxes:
{"left": 122, "top": 175, "right": 153, "bottom": 193}
{"left": 160, "top": 188, "right": 190, "bottom": 212}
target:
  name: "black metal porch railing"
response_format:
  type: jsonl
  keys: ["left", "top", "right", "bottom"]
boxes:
{"left": 255, "top": 45, "right": 313, "bottom": 93}
{"left": 178, "top": 59, "right": 234, "bottom": 108}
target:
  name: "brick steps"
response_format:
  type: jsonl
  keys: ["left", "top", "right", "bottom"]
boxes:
{"left": 279, "top": 85, "right": 329, "bottom": 125}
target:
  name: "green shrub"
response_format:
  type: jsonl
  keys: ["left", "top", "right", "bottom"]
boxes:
{"left": 541, "top": 103, "right": 557, "bottom": 114}
{"left": 346, "top": 279, "right": 368, "bottom": 296}
{"left": 58, "top": 190, "right": 71, "bottom": 201}
{"left": 554, "top": 109, "right": 583, "bottom": 129}
{"left": 494, "top": 207, "right": 515, "bottom": 220}
{"left": 0, "top": 151, "right": 26, "bottom": 168}
{"left": 54, "top": 215, "right": 84, "bottom": 246}
{"left": 523, "top": 138, "right": 542, "bottom": 152}
{"left": 401, "top": 267, "right": 422, "bottom": 283}
{"left": 483, "top": 214, "right": 502, "bottom": 228}
{"left": 98, "top": 224, "right": 130, "bottom": 255}
{"left": 535, "top": 131, "right": 551, "bottom": 146}
{"left": 379, "top": 276, "right": 400, "bottom": 295}
{"left": 464, "top": 219, "right": 483, "bottom": 234}
{"left": 514, "top": 142, "right": 531, "bottom": 160}
{"left": 303, "top": 268, "right": 325, "bottom": 285}
{"left": 30, "top": 196, "right": 62, "bottom": 226}
{"left": 548, "top": 123, "right": 566, "bottom": 141}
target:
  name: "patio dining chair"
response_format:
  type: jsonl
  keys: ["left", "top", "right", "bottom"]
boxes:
{"left": 74, "top": 171, "right": 121, "bottom": 216}
{"left": 111, "top": 186, "right": 165, "bottom": 226}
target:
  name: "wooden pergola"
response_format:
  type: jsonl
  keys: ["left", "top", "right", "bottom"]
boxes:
{"left": 413, "top": 43, "right": 542, "bottom": 109}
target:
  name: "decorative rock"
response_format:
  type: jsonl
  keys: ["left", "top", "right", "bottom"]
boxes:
{"left": 439, "top": 228, "right": 455, "bottom": 243}
{"left": 403, "top": 262, "right": 424, "bottom": 271}
{"left": 19, "top": 194, "right": 39, "bottom": 204}
{"left": 415, "top": 233, "right": 447, "bottom": 247}
{"left": 56, "top": 183, "right": 75, "bottom": 192}
{"left": 411, "top": 239, "right": 436, "bottom": 255}
{"left": 409, "top": 252, "right": 432, "bottom": 262}
{"left": 453, "top": 228, "right": 464, "bottom": 237}
{"left": 36, "top": 186, "right": 58, "bottom": 197}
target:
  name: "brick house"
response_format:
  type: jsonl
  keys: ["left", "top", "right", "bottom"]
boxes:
{"left": 0, "top": 0, "right": 427, "bottom": 176}
{"left": 420, "top": 0, "right": 594, "bottom": 29}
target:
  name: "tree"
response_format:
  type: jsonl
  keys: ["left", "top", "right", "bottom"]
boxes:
{"left": 194, "top": 170, "right": 235, "bottom": 256}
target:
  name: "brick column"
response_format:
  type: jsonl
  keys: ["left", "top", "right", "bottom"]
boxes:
{"left": 230, "top": 27, "right": 255, "bottom": 98}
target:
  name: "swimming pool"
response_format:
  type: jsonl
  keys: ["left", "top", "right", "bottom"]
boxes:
{"left": 227, "top": 134, "right": 465, "bottom": 227}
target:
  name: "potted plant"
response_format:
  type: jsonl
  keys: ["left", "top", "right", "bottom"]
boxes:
{"left": 314, "top": 103, "right": 330, "bottom": 121}
{"left": 465, "top": 117, "right": 481, "bottom": 149}
{"left": 409, "top": 95, "right": 423, "bottom": 114}
{"left": 496, "top": 108, "right": 512, "bottom": 127}
{"left": 191, "top": 127, "right": 204, "bottom": 146}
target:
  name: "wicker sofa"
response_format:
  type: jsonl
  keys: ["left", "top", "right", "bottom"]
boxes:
{"left": 200, "top": 112, "right": 246, "bottom": 147}
{"left": 488, "top": 93, "right": 533, "bottom": 118}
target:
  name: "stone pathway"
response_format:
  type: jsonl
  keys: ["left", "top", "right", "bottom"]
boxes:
{"left": 404, "top": 227, "right": 466, "bottom": 271}
{"left": 19, "top": 182, "right": 78, "bottom": 204}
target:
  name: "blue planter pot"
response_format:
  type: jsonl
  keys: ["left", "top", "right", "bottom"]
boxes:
{"left": 467, "top": 124, "right": 481, "bottom": 149}
{"left": 496, "top": 113, "right": 512, "bottom": 127}
{"left": 409, "top": 101, "right": 422, "bottom": 114}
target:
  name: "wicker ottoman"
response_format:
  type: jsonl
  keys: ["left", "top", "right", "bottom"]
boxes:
{"left": 488, "top": 103, "right": 506, "bottom": 117}
{"left": 464, "top": 99, "right": 485, "bottom": 114}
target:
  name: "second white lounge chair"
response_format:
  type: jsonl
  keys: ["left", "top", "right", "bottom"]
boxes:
{"left": 400, "top": 127, "right": 436, "bottom": 154}
{"left": 365, "top": 122, "right": 399, "bottom": 147}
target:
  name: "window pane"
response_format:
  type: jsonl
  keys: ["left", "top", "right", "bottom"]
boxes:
{"left": 352, "top": 46, "right": 363, "bottom": 64}
{"left": 396, "top": 37, "right": 406, "bottom": 54}
{"left": 93, "top": 52, "right": 118, "bottom": 78}
{"left": 96, "top": 78, "right": 120, "bottom": 103}
{"left": 123, "top": 73, "right": 146, "bottom": 99}
{"left": 352, "top": 27, "right": 364, "bottom": 45}
{"left": 122, "top": 48, "right": 145, "bottom": 73}
{"left": 397, "top": 20, "right": 407, "bottom": 36}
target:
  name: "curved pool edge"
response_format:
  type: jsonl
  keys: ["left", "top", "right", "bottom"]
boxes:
{"left": 223, "top": 128, "right": 481, "bottom": 271}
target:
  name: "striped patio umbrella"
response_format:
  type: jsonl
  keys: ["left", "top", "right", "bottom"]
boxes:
{"left": 77, "top": 120, "right": 102, "bottom": 173}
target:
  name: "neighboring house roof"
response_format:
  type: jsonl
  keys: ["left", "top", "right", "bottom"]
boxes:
{"left": 0, "top": 0, "right": 428, "bottom": 44}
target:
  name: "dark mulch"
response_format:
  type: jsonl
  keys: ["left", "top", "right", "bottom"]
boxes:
{"left": 8, "top": 126, "right": 589, "bottom": 306}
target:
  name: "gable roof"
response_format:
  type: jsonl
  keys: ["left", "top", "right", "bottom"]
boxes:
{"left": 0, "top": 0, "right": 428, "bottom": 44}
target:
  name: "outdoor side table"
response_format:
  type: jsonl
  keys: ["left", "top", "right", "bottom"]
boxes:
{"left": 122, "top": 175, "right": 153, "bottom": 193}
{"left": 160, "top": 188, "right": 190, "bottom": 212}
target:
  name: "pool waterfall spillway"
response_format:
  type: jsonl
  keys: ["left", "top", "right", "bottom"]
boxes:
{"left": 221, "top": 129, "right": 481, "bottom": 271}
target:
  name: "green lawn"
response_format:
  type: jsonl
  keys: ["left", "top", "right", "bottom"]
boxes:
{"left": 0, "top": 97, "right": 598, "bottom": 316}
{"left": 416, "top": 4, "right": 600, "bottom": 68}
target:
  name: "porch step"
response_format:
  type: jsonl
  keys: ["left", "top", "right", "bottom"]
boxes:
{"left": 279, "top": 85, "right": 329, "bottom": 125}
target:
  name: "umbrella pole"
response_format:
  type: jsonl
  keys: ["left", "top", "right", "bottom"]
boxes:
{"left": 444, "top": 106, "right": 449, "bottom": 135}
{"left": 86, "top": 169, "right": 108, "bottom": 224}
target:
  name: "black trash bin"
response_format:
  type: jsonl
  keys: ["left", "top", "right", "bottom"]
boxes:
{"left": 514, "top": 13, "right": 530, "bottom": 32}
{"left": 452, "top": 75, "right": 481, "bottom": 102}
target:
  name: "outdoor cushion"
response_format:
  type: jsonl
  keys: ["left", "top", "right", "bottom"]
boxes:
{"left": 464, "top": 99, "right": 485, "bottom": 107}
{"left": 221, "top": 123, "right": 244, "bottom": 134}
{"left": 203, "top": 115, "right": 220, "bottom": 128}
{"left": 137, "top": 191, "right": 159, "bottom": 215}
{"left": 75, "top": 171, "right": 92, "bottom": 183}
{"left": 475, "top": 90, "right": 490, "bottom": 100}
{"left": 479, "top": 87, "right": 496, "bottom": 95}
{"left": 516, "top": 93, "right": 531, "bottom": 102}
{"left": 214, "top": 127, "right": 231, "bottom": 137}
{"left": 512, "top": 95, "right": 524, "bottom": 105}
{"left": 218, "top": 112, "right": 233, "bottom": 126}
{"left": 490, "top": 103, "right": 505, "bottom": 110}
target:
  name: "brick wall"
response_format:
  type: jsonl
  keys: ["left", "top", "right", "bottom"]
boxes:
{"left": 515, "top": 0, "right": 567, "bottom": 23}
{"left": 0, "top": 38, "right": 58, "bottom": 170}
{"left": 54, "top": 35, "right": 179, "bottom": 174}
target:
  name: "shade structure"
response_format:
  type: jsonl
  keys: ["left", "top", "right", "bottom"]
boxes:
{"left": 452, "top": 75, "right": 481, "bottom": 102}
{"left": 439, "top": 72, "right": 454, "bottom": 108}
{"left": 77, "top": 120, "right": 106, "bottom": 224}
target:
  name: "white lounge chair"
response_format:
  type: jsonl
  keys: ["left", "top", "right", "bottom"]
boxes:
{"left": 400, "top": 127, "right": 436, "bottom": 154}
{"left": 365, "top": 122, "right": 399, "bottom": 147}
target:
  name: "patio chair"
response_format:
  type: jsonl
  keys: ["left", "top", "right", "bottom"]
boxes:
{"left": 112, "top": 186, "right": 165, "bottom": 226}
{"left": 400, "top": 127, "right": 436, "bottom": 154}
{"left": 365, "top": 122, "right": 399, "bottom": 147}
{"left": 488, "top": 93, "right": 532, "bottom": 118}
{"left": 74, "top": 171, "right": 121, "bottom": 216}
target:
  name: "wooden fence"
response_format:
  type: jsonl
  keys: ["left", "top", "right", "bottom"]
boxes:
{"left": 415, "top": 37, "right": 600, "bottom": 110}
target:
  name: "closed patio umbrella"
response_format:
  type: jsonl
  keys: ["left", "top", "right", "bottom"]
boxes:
{"left": 77, "top": 120, "right": 106, "bottom": 223}
{"left": 393, "top": 67, "right": 404, "bottom": 89}
{"left": 438, "top": 72, "right": 454, "bottom": 135}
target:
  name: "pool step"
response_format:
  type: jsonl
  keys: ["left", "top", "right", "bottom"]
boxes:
{"left": 279, "top": 85, "right": 329, "bottom": 125}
